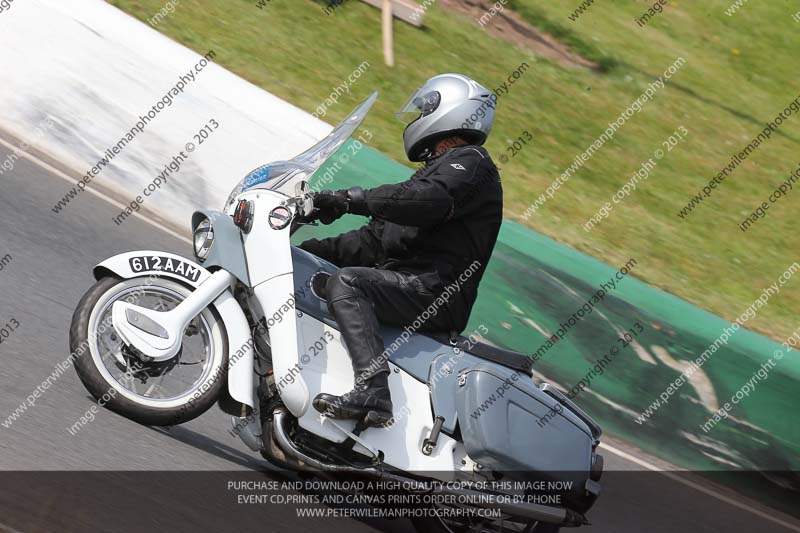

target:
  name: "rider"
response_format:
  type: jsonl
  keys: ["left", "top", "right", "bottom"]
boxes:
{"left": 300, "top": 73, "right": 503, "bottom": 425}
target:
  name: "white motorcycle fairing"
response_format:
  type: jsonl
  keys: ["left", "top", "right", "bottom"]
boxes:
{"left": 292, "top": 311, "right": 461, "bottom": 472}
{"left": 241, "top": 189, "right": 311, "bottom": 418}
{"left": 93, "top": 252, "right": 255, "bottom": 410}
{"left": 234, "top": 188, "right": 460, "bottom": 472}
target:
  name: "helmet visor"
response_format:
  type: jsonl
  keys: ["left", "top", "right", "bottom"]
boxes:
{"left": 395, "top": 89, "right": 441, "bottom": 125}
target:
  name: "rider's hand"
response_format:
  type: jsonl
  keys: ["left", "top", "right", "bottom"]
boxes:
{"left": 313, "top": 190, "right": 349, "bottom": 224}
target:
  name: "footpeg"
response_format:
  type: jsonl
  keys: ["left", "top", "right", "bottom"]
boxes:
{"left": 422, "top": 416, "right": 445, "bottom": 455}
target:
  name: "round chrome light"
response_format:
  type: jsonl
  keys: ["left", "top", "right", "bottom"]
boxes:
{"left": 193, "top": 218, "right": 214, "bottom": 262}
{"left": 268, "top": 206, "right": 292, "bottom": 230}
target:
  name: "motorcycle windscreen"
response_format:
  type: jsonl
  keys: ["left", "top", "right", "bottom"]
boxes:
{"left": 225, "top": 92, "right": 378, "bottom": 207}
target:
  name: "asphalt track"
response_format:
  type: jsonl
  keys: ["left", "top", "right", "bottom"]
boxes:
{"left": 0, "top": 139, "right": 797, "bottom": 533}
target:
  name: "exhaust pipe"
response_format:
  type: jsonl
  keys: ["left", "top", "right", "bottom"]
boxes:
{"left": 271, "top": 408, "right": 380, "bottom": 474}
{"left": 270, "top": 408, "right": 585, "bottom": 527}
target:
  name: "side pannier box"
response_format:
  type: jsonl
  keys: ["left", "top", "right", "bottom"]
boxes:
{"left": 456, "top": 362, "right": 595, "bottom": 487}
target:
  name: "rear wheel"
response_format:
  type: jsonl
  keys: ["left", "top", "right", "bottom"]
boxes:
{"left": 71, "top": 276, "right": 228, "bottom": 426}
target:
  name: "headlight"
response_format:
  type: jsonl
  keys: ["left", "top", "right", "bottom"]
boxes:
{"left": 193, "top": 218, "right": 214, "bottom": 262}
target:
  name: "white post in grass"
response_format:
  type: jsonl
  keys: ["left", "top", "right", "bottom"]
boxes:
{"left": 382, "top": 0, "right": 395, "bottom": 67}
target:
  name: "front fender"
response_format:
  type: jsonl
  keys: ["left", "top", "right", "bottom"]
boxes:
{"left": 94, "top": 250, "right": 212, "bottom": 287}
{"left": 93, "top": 251, "right": 254, "bottom": 410}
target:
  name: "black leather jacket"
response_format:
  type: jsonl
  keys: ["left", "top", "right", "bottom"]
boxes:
{"left": 300, "top": 145, "right": 503, "bottom": 330}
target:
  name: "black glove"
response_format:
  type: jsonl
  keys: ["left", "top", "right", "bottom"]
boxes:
{"left": 312, "top": 189, "right": 349, "bottom": 225}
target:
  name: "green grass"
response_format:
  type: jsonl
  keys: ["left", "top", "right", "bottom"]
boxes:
{"left": 108, "top": 0, "right": 800, "bottom": 341}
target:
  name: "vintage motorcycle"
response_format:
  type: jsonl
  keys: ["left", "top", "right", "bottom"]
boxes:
{"left": 71, "top": 93, "right": 603, "bottom": 532}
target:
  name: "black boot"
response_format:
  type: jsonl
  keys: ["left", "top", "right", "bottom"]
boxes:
{"left": 313, "top": 372, "right": 393, "bottom": 426}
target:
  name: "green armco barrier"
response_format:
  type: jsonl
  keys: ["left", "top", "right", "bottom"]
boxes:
{"left": 292, "top": 141, "right": 800, "bottom": 481}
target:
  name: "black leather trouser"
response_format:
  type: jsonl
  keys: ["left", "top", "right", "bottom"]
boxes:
{"left": 325, "top": 267, "right": 455, "bottom": 379}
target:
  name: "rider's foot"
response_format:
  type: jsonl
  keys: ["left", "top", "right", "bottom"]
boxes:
{"left": 313, "top": 372, "right": 393, "bottom": 426}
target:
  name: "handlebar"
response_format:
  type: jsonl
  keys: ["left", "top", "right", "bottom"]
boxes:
{"left": 287, "top": 190, "right": 319, "bottom": 234}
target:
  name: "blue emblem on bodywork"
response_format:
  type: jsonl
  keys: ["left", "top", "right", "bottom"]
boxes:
{"left": 243, "top": 166, "right": 271, "bottom": 190}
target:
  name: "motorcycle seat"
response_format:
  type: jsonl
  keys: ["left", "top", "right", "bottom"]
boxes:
{"left": 428, "top": 332, "right": 533, "bottom": 377}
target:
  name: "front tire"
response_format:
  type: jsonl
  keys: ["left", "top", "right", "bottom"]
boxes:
{"left": 71, "top": 276, "right": 228, "bottom": 426}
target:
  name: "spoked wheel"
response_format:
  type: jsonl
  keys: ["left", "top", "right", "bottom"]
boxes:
{"left": 71, "top": 276, "right": 228, "bottom": 426}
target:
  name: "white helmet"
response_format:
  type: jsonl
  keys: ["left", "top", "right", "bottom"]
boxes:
{"left": 396, "top": 73, "right": 497, "bottom": 162}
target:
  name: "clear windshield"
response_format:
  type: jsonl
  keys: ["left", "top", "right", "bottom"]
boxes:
{"left": 225, "top": 92, "right": 378, "bottom": 208}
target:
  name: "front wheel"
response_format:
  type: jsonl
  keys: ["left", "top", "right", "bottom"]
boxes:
{"left": 71, "top": 276, "right": 228, "bottom": 426}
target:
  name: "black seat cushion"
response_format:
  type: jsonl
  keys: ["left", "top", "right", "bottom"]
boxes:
{"left": 428, "top": 333, "right": 533, "bottom": 376}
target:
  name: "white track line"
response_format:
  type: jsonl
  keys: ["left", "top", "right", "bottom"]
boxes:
{"left": 4, "top": 137, "right": 800, "bottom": 532}
{"left": 0, "top": 137, "right": 192, "bottom": 245}
{"left": 600, "top": 428, "right": 800, "bottom": 531}
{"left": 0, "top": 522, "right": 24, "bottom": 533}
{"left": 599, "top": 442, "right": 662, "bottom": 470}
